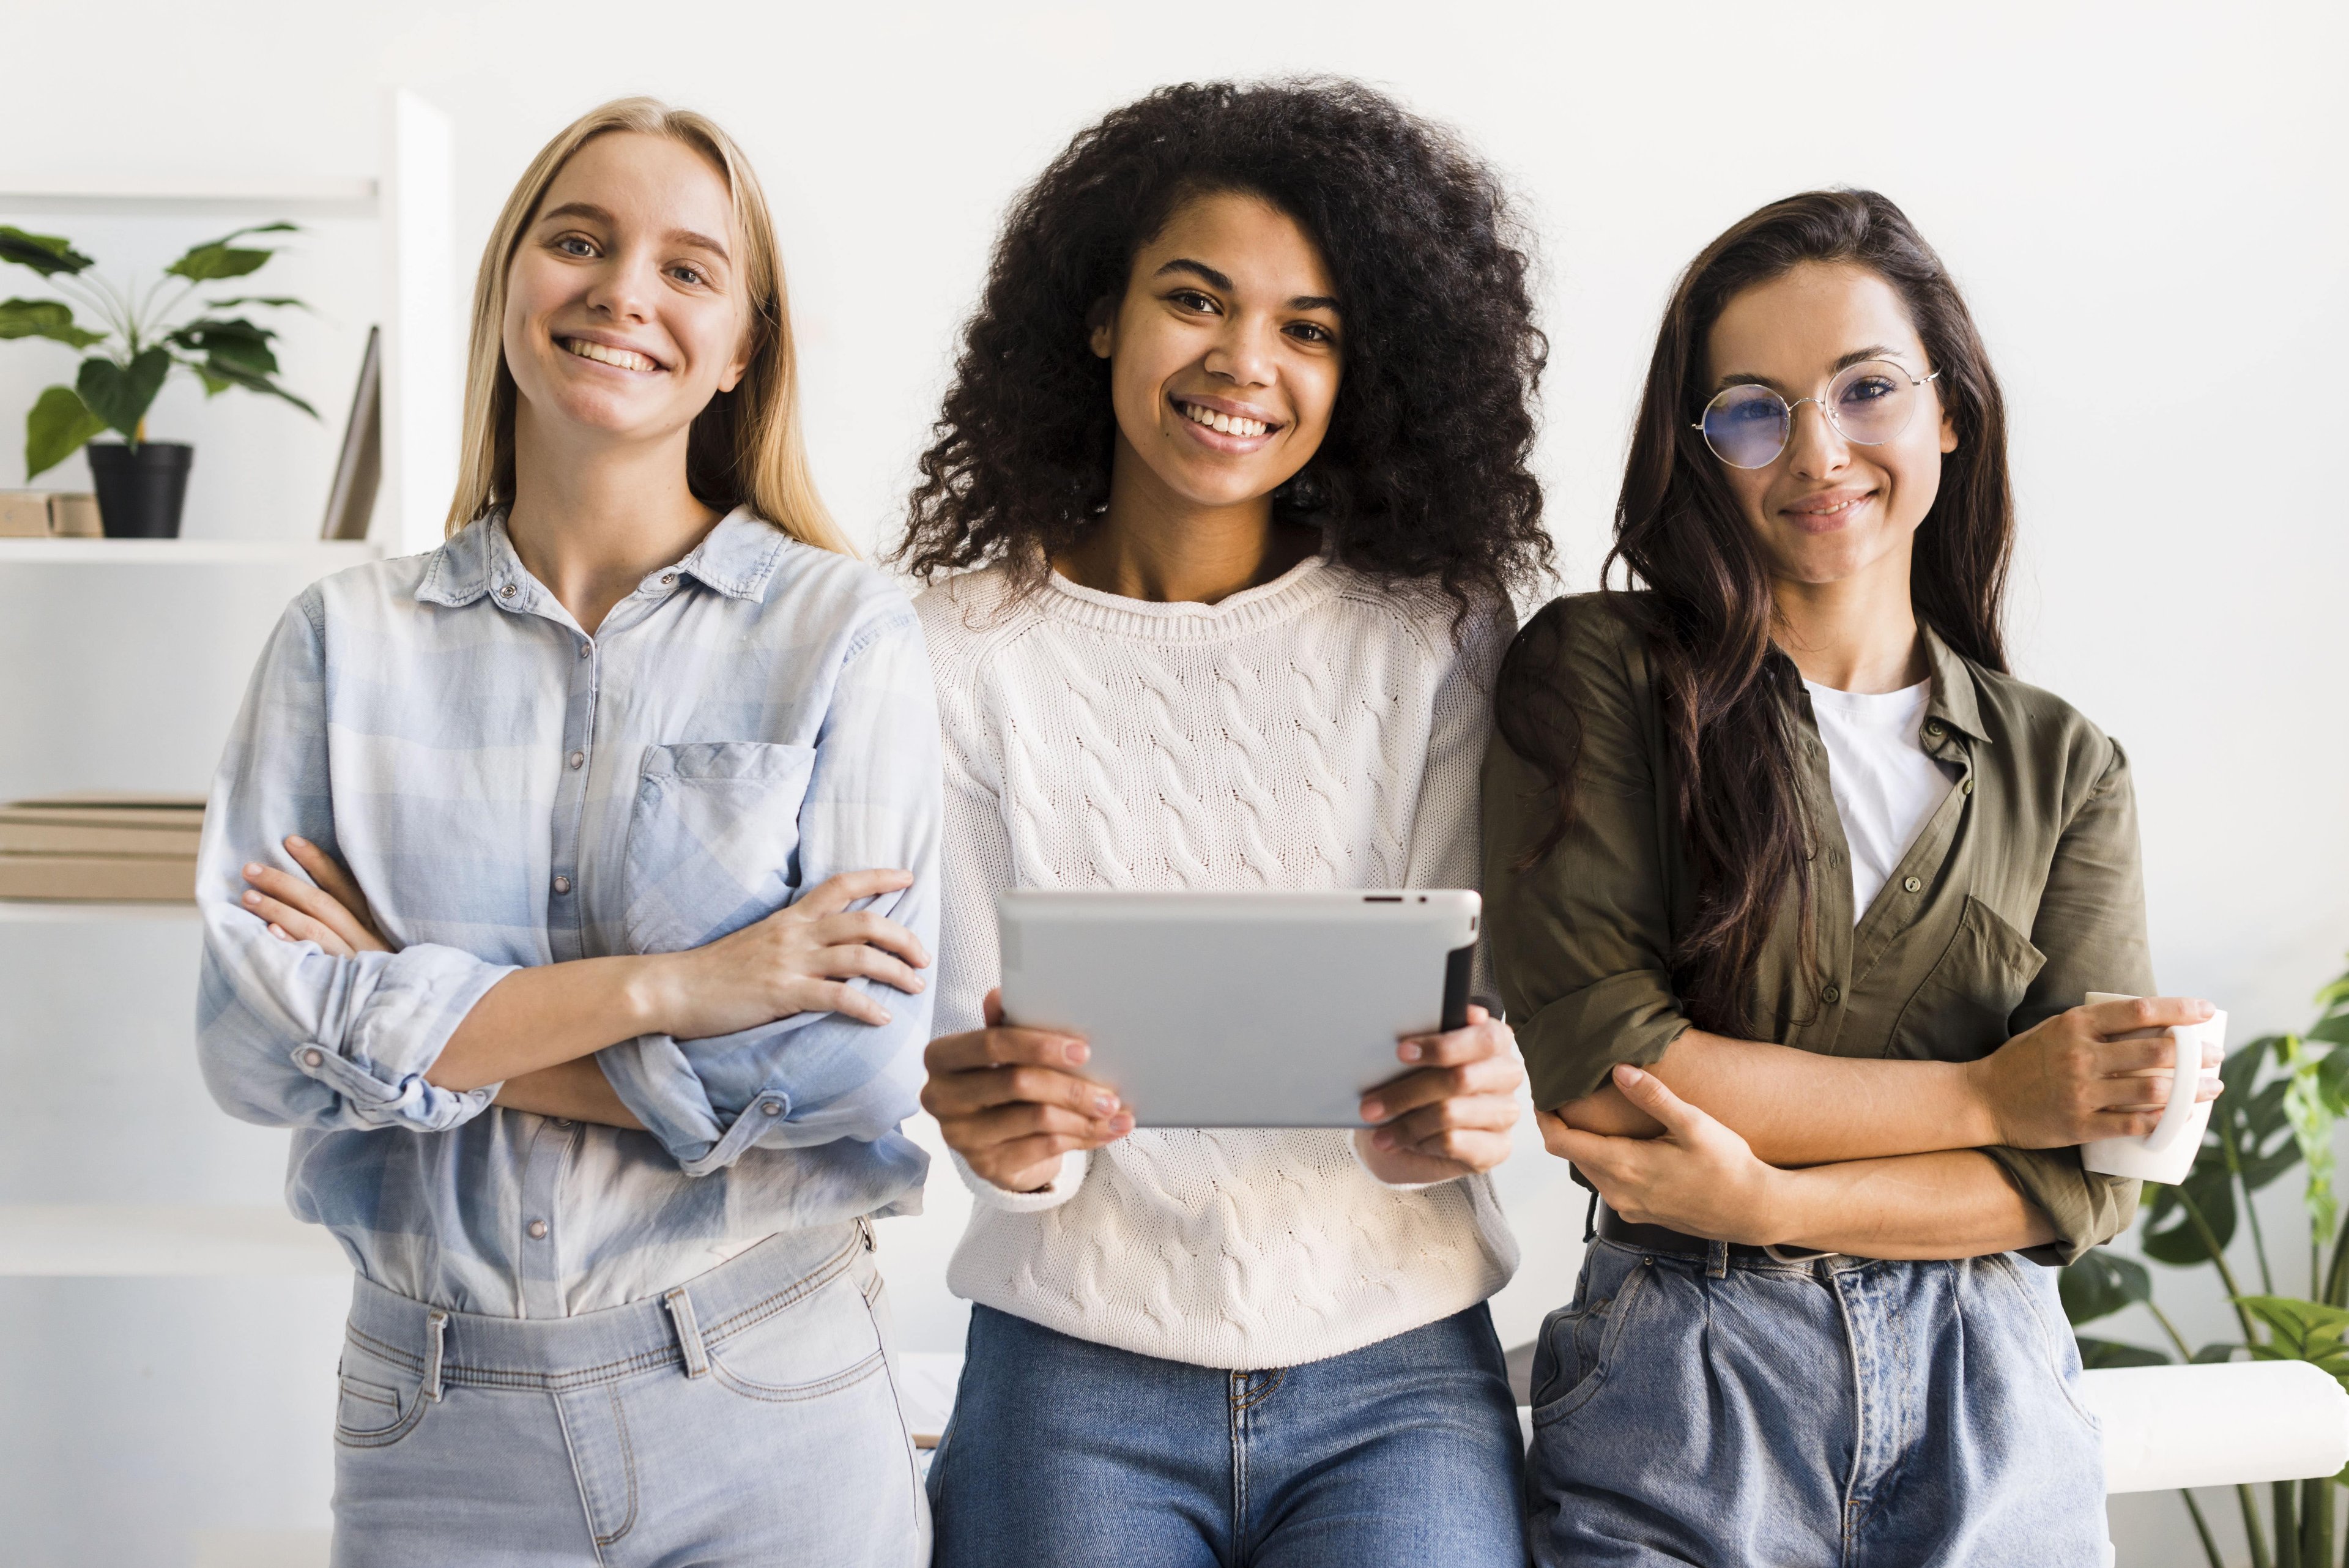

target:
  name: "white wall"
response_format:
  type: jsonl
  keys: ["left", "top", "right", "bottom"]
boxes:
{"left": 2, "top": 3, "right": 2343, "bottom": 1564}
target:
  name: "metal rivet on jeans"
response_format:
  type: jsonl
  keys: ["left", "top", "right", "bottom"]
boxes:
{"left": 760, "top": 1099, "right": 782, "bottom": 1117}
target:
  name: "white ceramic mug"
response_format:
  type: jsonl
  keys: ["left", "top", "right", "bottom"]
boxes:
{"left": 2079, "top": 990, "right": 2227, "bottom": 1184}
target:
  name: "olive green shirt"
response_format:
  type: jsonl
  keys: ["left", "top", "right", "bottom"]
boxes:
{"left": 1482, "top": 593, "right": 2150, "bottom": 1265}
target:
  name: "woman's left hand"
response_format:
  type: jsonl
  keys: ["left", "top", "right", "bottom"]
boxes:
{"left": 1353, "top": 1005, "right": 1524, "bottom": 1184}
{"left": 240, "top": 836, "right": 392, "bottom": 957}
{"left": 1540, "top": 1063, "right": 1785, "bottom": 1243}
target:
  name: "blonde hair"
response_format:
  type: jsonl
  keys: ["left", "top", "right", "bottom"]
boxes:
{"left": 445, "top": 97, "right": 850, "bottom": 554}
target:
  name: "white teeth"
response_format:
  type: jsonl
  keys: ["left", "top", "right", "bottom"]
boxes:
{"left": 1181, "top": 402, "right": 1268, "bottom": 438}
{"left": 563, "top": 338, "right": 658, "bottom": 372}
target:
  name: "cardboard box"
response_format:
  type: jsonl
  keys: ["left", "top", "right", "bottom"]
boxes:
{"left": 49, "top": 493, "right": 101, "bottom": 537}
{"left": 0, "top": 491, "right": 49, "bottom": 537}
{"left": 0, "top": 490, "right": 103, "bottom": 538}
{"left": 0, "top": 795, "right": 206, "bottom": 902}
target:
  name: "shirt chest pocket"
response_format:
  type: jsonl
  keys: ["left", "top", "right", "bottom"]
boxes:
{"left": 1886, "top": 894, "right": 2047, "bottom": 1061}
{"left": 622, "top": 741, "right": 818, "bottom": 955}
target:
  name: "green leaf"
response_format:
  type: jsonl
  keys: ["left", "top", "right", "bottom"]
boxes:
{"left": 75, "top": 347, "right": 172, "bottom": 439}
{"left": 0, "top": 297, "right": 105, "bottom": 348}
{"left": 2076, "top": 1336, "right": 2172, "bottom": 1369}
{"left": 0, "top": 225, "right": 94, "bottom": 277}
{"left": 2192, "top": 1342, "right": 2240, "bottom": 1363}
{"left": 2308, "top": 1015, "right": 2349, "bottom": 1049}
{"left": 24, "top": 384, "right": 108, "bottom": 477}
{"left": 188, "top": 354, "right": 317, "bottom": 418}
{"left": 2143, "top": 1150, "right": 2239, "bottom": 1264}
{"left": 2240, "top": 1296, "right": 2349, "bottom": 1386}
{"left": 165, "top": 222, "right": 297, "bottom": 283}
{"left": 176, "top": 354, "right": 234, "bottom": 396}
{"left": 203, "top": 295, "right": 308, "bottom": 313}
{"left": 166, "top": 318, "right": 279, "bottom": 377}
{"left": 2061, "top": 1249, "right": 2154, "bottom": 1325}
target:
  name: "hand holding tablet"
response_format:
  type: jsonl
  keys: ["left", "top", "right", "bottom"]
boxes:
{"left": 921, "top": 891, "right": 1524, "bottom": 1193}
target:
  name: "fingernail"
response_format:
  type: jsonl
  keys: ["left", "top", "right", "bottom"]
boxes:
{"left": 1360, "top": 1100, "right": 1384, "bottom": 1121}
{"left": 1094, "top": 1094, "right": 1118, "bottom": 1115}
{"left": 243, "top": 863, "right": 262, "bottom": 878}
{"left": 1108, "top": 1115, "right": 1132, "bottom": 1134}
{"left": 876, "top": 1011, "right": 892, "bottom": 1025}
{"left": 287, "top": 836, "right": 308, "bottom": 849}
{"left": 243, "top": 890, "right": 261, "bottom": 904}
{"left": 1400, "top": 1041, "right": 1423, "bottom": 1062}
{"left": 1617, "top": 1065, "right": 1646, "bottom": 1085}
{"left": 1066, "top": 1041, "right": 1090, "bottom": 1063}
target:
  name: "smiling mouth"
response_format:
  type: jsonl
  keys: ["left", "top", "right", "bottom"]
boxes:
{"left": 1786, "top": 492, "right": 1873, "bottom": 524}
{"left": 561, "top": 337, "right": 662, "bottom": 373}
{"left": 1174, "top": 398, "right": 1277, "bottom": 439}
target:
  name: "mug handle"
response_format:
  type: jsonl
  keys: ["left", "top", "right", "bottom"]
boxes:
{"left": 2138, "top": 1024, "right": 2205, "bottom": 1156}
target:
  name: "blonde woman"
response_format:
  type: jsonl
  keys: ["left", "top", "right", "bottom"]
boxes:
{"left": 195, "top": 100, "right": 938, "bottom": 1565}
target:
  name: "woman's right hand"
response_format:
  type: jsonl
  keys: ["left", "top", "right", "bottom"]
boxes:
{"left": 921, "top": 988, "right": 1134, "bottom": 1193}
{"left": 1965, "top": 994, "right": 2224, "bottom": 1149}
{"left": 645, "top": 868, "right": 930, "bottom": 1041}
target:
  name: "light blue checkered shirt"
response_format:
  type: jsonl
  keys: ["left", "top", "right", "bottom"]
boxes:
{"left": 196, "top": 510, "right": 940, "bottom": 1317}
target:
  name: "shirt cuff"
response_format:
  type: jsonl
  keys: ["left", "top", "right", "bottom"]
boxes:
{"left": 953, "top": 1146, "right": 1088, "bottom": 1211}
{"left": 1984, "top": 1145, "right": 2140, "bottom": 1266}
{"left": 289, "top": 945, "right": 514, "bottom": 1132}
{"left": 1513, "top": 975, "right": 1693, "bottom": 1109}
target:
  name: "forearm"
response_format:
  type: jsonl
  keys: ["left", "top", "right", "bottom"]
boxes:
{"left": 428, "top": 956, "right": 666, "bottom": 1092}
{"left": 1764, "top": 1150, "right": 2056, "bottom": 1259}
{"left": 1562, "top": 1030, "right": 1998, "bottom": 1164}
{"left": 493, "top": 1057, "right": 646, "bottom": 1128}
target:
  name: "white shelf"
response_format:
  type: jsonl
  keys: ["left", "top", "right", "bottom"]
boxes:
{"left": 0, "top": 901, "right": 199, "bottom": 923}
{"left": 0, "top": 1203, "right": 349, "bottom": 1277}
{"left": 0, "top": 174, "right": 377, "bottom": 215}
{"left": 0, "top": 538, "right": 383, "bottom": 567}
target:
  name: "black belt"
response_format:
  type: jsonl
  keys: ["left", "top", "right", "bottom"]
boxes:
{"left": 1594, "top": 1202, "right": 1783, "bottom": 1263}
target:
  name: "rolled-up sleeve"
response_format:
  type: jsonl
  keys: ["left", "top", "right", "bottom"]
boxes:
{"left": 1482, "top": 602, "right": 1693, "bottom": 1110}
{"left": 195, "top": 593, "right": 516, "bottom": 1134}
{"left": 1994, "top": 734, "right": 2153, "bottom": 1263}
{"left": 596, "top": 605, "right": 942, "bottom": 1176}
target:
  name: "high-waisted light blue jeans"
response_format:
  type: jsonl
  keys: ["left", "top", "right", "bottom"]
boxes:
{"left": 327, "top": 1222, "right": 928, "bottom": 1567}
{"left": 927, "top": 1301, "right": 1526, "bottom": 1567}
{"left": 1524, "top": 1239, "right": 2110, "bottom": 1567}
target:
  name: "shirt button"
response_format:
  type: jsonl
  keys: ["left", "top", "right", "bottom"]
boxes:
{"left": 527, "top": 1219, "right": 549, "bottom": 1239}
{"left": 1961, "top": 778, "right": 1975, "bottom": 795}
{"left": 579, "top": 641, "right": 592, "bottom": 658}
{"left": 1902, "top": 875, "right": 1923, "bottom": 894}
{"left": 552, "top": 875, "right": 572, "bottom": 895}
{"left": 661, "top": 572, "right": 677, "bottom": 586}
{"left": 498, "top": 583, "right": 517, "bottom": 600}
{"left": 568, "top": 750, "right": 585, "bottom": 770}
{"left": 1924, "top": 719, "right": 1946, "bottom": 738}
{"left": 301, "top": 1049, "right": 324, "bottom": 1068}
{"left": 1822, "top": 984, "right": 1843, "bottom": 1005}
{"left": 554, "top": 1119, "right": 575, "bottom": 1130}
{"left": 760, "top": 1099, "right": 783, "bottom": 1117}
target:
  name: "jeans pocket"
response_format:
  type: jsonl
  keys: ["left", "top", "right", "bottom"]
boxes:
{"left": 705, "top": 1259, "right": 888, "bottom": 1405}
{"left": 621, "top": 741, "right": 818, "bottom": 956}
{"left": 1986, "top": 1252, "right": 2102, "bottom": 1435}
{"left": 333, "top": 1333, "right": 431, "bottom": 1448}
{"left": 1531, "top": 1243, "right": 1653, "bottom": 1428}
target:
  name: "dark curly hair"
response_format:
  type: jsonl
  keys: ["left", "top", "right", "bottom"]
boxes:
{"left": 894, "top": 77, "right": 1550, "bottom": 609}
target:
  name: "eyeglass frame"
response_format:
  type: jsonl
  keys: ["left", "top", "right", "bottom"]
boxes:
{"left": 1688, "top": 360, "right": 1944, "bottom": 470}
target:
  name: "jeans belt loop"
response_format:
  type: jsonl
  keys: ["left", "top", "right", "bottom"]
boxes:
{"left": 1706, "top": 1239, "right": 1730, "bottom": 1280}
{"left": 665, "top": 1287, "right": 711, "bottom": 1380}
{"left": 422, "top": 1309, "right": 448, "bottom": 1403}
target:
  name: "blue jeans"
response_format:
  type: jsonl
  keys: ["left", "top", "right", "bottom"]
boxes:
{"left": 929, "top": 1301, "right": 1526, "bottom": 1567}
{"left": 1524, "top": 1240, "right": 2109, "bottom": 1567}
{"left": 328, "top": 1224, "right": 927, "bottom": 1566}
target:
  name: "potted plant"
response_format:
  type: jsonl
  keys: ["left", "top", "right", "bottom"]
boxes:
{"left": 0, "top": 223, "right": 314, "bottom": 537}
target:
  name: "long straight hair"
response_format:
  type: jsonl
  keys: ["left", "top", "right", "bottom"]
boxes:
{"left": 443, "top": 97, "right": 848, "bottom": 554}
{"left": 1496, "top": 189, "right": 2013, "bottom": 1033}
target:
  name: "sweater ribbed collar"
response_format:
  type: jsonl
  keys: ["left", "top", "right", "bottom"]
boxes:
{"left": 1033, "top": 551, "right": 1343, "bottom": 641}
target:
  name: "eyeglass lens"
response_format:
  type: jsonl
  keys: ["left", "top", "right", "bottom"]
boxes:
{"left": 1698, "top": 360, "right": 1922, "bottom": 469}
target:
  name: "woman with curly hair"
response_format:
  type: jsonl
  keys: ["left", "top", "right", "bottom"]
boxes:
{"left": 1484, "top": 189, "right": 2221, "bottom": 1564}
{"left": 902, "top": 79, "right": 1549, "bottom": 1567}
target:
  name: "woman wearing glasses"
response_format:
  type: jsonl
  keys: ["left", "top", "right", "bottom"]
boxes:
{"left": 1483, "top": 189, "right": 2219, "bottom": 1564}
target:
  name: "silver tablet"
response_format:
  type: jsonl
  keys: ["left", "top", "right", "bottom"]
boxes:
{"left": 996, "top": 889, "right": 1479, "bottom": 1128}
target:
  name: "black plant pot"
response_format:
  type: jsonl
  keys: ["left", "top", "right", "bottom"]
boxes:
{"left": 86, "top": 441, "right": 194, "bottom": 539}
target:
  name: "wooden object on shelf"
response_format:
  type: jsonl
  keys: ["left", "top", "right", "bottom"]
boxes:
{"left": 0, "top": 793, "right": 204, "bottom": 902}
{"left": 0, "top": 490, "right": 102, "bottom": 538}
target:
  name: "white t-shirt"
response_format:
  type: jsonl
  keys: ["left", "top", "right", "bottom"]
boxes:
{"left": 1804, "top": 677, "right": 1957, "bottom": 918}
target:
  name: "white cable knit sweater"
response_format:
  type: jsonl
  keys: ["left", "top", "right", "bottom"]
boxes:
{"left": 916, "top": 554, "right": 1521, "bottom": 1369}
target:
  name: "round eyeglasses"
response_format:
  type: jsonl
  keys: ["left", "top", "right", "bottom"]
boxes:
{"left": 1692, "top": 359, "right": 1942, "bottom": 469}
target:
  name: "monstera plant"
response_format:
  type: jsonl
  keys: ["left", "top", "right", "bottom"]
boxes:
{"left": 0, "top": 221, "right": 314, "bottom": 535}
